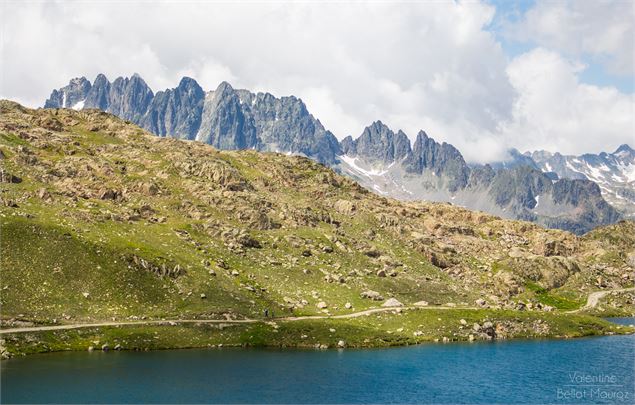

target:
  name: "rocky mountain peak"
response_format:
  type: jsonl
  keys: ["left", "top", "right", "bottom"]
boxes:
{"left": 107, "top": 75, "right": 154, "bottom": 122}
{"left": 178, "top": 76, "right": 200, "bottom": 89}
{"left": 143, "top": 76, "right": 205, "bottom": 140}
{"left": 343, "top": 121, "right": 412, "bottom": 165}
{"left": 215, "top": 81, "right": 235, "bottom": 96}
{"left": 614, "top": 144, "right": 634, "bottom": 159}
{"left": 44, "top": 76, "right": 91, "bottom": 109}
{"left": 70, "top": 76, "right": 90, "bottom": 86}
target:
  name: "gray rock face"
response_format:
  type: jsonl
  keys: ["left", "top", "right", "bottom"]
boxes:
{"left": 196, "top": 82, "right": 258, "bottom": 149}
{"left": 106, "top": 74, "right": 154, "bottom": 122}
{"left": 404, "top": 131, "right": 469, "bottom": 193}
{"left": 43, "top": 73, "right": 628, "bottom": 233}
{"left": 144, "top": 77, "right": 205, "bottom": 139}
{"left": 44, "top": 77, "right": 91, "bottom": 109}
{"left": 46, "top": 75, "right": 340, "bottom": 163}
{"left": 246, "top": 91, "right": 340, "bottom": 164}
{"left": 84, "top": 74, "right": 110, "bottom": 110}
{"left": 342, "top": 121, "right": 411, "bottom": 165}
{"left": 528, "top": 145, "right": 635, "bottom": 218}
{"left": 338, "top": 125, "right": 621, "bottom": 234}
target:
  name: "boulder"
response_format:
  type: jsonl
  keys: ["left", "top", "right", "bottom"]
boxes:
{"left": 99, "top": 189, "right": 119, "bottom": 200}
{"left": 360, "top": 290, "right": 384, "bottom": 301}
{"left": 382, "top": 298, "right": 403, "bottom": 307}
{"left": 334, "top": 199, "right": 356, "bottom": 215}
{"left": 316, "top": 301, "right": 328, "bottom": 309}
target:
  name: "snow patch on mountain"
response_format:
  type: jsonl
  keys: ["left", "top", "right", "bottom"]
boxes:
{"left": 72, "top": 99, "right": 85, "bottom": 110}
{"left": 529, "top": 145, "right": 635, "bottom": 217}
{"left": 339, "top": 154, "right": 390, "bottom": 178}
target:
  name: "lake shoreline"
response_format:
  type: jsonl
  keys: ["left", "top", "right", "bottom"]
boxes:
{"left": 2, "top": 310, "right": 633, "bottom": 359}
{"left": 3, "top": 331, "right": 634, "bottom": 404}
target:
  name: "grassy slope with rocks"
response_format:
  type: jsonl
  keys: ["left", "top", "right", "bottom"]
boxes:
{"left": 0, "top": 100, "right": 633, "bottom": 356}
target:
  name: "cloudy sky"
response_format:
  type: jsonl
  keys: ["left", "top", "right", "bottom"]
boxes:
{"left": 1, "top": 0, "right": 633, "bottom": 162}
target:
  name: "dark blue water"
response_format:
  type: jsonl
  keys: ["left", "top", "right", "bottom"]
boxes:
{"left": 2, "top": 322, "right": 634, "bottom": 404}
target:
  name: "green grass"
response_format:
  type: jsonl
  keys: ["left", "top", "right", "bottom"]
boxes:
{"left": 524, "top": 282, "right": 584, "bottom": 310}
{"left": 1, "top": 102, "right": 633, "bottom": 358}
{"left": 2, "top": 308, "right": 631, "bottom": 357}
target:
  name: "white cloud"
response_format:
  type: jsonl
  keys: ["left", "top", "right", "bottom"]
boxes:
{"left": 507, "top": 0, "right": 634, "bottom": 76}
{"left": 0, "top": 1, "right": 632, "bottom": 163}
{"left": 501, "top": 48, "right": 634, "bottom": 155}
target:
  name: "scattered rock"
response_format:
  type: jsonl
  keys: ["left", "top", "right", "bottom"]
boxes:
{"left": 360, "top": 290, "right": 384, "bottom": 301}
{"left": 382, "top": 298, "right": 403, "bottom": 307}
{"left": 508, "top": 246, "right": 524, "bottom": 258}
{"left": 217, "top": 260, "right": 228, "bottom": 269}
{"left": 337, "top": 340, "right": 346, "bottom": 348}
{"left": 334, "top": 199, "right": 355, "bottom": 215}
{"left": 0, "top": 170, "right": 22, "bottom": 184}
{"left": 317, "top": 301, "right": 328, "bottom": 309}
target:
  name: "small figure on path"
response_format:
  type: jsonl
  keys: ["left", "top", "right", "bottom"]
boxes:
{"left": 264, "top": 309, "right": 269, "bottom": 318}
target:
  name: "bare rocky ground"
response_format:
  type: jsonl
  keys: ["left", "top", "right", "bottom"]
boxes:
{"left": 0, "top": 100, "right": 633, "bottom": 357}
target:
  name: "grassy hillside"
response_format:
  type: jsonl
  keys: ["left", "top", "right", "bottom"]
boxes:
{"left": 0, "top": 101, "right": 633, "bottom": 355}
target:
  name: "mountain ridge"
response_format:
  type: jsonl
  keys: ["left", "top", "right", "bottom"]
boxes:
{"left": 43, "top": 74, "right": 630, "bottom": 233}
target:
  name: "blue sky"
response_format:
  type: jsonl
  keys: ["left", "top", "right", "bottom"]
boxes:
{"left": 488, "top": 0, "right": 634, "bottom": 93}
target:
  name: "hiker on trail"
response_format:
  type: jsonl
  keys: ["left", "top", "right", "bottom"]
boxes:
{"left": 264, "top": 309, "right": 269, "bottom": 318}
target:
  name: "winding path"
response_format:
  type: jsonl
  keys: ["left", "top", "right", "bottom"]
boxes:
{"left": 0, "top": 304, "right": 468, "bottom": 335}
{"left": 2, "top": 287, "right": 632, "bottom": 334}
{"left": 572, "top": 287, "right": 635, "bottom": 313}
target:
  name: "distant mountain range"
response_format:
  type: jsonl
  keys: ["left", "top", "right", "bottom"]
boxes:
{"left": 44, "top": 74, "right": 633, "bottom": 234}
